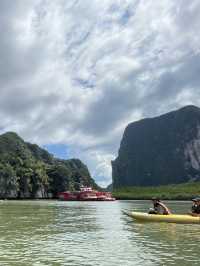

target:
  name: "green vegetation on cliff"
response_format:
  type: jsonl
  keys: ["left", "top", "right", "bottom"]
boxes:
{"left": 113, "top": 182, "right": 200, "bottom": 200}
{"left": 0, "top": 132, "right": 98, "bottom": 199}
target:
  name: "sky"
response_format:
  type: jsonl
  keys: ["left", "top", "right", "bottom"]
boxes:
{"left": 0, "top": 0, "right": 200, "bottom": 187}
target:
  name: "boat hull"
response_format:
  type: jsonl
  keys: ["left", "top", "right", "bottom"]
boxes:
{"left": 58, "top": 190, "right": 115, "bottom": 201}
{"left": 124, "top": 211, "right": 200, "bottom": 224}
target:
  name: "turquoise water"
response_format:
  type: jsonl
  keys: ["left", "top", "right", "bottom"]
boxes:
{"left": 0, "top": 200, "right": 199, "bottom": 265}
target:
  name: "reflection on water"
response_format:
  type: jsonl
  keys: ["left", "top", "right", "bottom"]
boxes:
{"left": 0, "top": 200, "right": 199, "bottom": 265}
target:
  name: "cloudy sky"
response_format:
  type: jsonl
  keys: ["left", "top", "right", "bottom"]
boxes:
{"left": 0, "top": 0, "right": 200, "bottom": 187}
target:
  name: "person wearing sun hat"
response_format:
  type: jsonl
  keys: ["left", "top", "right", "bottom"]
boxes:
{"left": 190, "top": 197, "right": 200, "bottom": 216}
{"left": 148, "top": 197, "right": 171, "bottom": 215}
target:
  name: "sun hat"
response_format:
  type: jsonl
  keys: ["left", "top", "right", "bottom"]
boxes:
{"left": 151, "top": 197, "right": 160, "bottom": 201}
{"left": 192, "top": 197, "right": 200, "bottom": 202}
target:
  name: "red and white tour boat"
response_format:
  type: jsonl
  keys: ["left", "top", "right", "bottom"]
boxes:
{"left": 58, "top": 186, "right": 115, "bottom": 201}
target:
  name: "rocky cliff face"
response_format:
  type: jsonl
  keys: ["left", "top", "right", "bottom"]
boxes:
{"left": 0, "top": 132, "right": 98, "bottom": 198}
{"left": 112, "top": 105, "right": 200, "bottom": 188}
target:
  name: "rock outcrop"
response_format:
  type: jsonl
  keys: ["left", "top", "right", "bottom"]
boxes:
{"left": 112, "top": 105, "right": 200, "bottom": 188}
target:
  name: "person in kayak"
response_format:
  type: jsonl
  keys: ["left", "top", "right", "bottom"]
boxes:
{"left": 148, "top": 197, "right": 171, "bottom": 215}
{"left": 190, "top": 198, "right": 200, "bottom": 216}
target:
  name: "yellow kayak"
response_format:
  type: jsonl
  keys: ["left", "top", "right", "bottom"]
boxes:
{"left": 124, "top": 211, "right": 200, "bottom": 224}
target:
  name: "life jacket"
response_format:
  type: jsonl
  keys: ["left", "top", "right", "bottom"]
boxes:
{"left": 192, "top": 204, "right": 200, "bottom": 214}
{"left": 154, "top": 202, "right": 169, "bottom": 215}
{"left": 154, "top": 202, "right": 162, "bottom": 214}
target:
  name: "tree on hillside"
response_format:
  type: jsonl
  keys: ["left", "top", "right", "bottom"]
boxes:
{"left": 0, "top": 163, "right": 17, "bottom": 198}
{"left": 47, "top": 164, "right": 71, "bottom": 197}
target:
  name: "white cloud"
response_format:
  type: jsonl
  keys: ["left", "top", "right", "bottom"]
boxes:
{"left": 0, "top": 0, "right": 200, "bottom": 186}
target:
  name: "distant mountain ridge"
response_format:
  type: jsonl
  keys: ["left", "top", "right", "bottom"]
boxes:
{"left": 0, "top": 132, "right": 98, "bottom": 198}
{"left": 112, "top": 105, "right": 200, "bottom": 188}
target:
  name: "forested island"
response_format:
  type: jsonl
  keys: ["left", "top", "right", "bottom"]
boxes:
{"left": 0, "top": 132, "right": 98, "bottom": 199}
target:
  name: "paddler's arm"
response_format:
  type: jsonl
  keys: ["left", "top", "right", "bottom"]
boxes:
{"left": 159, "top": 202, "right": 171, "bottom": 215}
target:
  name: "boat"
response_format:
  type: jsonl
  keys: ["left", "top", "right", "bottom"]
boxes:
{"left": 123, "top": 211, "right": 200, "bottom": 224}
{"left": 58, "top": 186, "right": 115, "bottom": 201}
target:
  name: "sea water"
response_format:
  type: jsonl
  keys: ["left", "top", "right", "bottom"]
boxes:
{"left": 0, "top": 200, "right": 199, "bottom": 266}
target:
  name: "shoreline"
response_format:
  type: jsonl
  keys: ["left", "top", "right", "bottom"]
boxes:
{"left": 114, "top": 197, "right": 194, "bottom": 201}
{"left": 0, "top": 197, "right": 194, "bottom": 201}
{"left": 0, "top": 198, "right": 58, "bottom": 201}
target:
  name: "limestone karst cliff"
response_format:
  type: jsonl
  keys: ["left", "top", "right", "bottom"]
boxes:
{"left": 112, "top": 106, "right": 200, "bottom": 188}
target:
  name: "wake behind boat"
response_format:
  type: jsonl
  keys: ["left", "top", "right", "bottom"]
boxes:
{"left": 123, "top": 211, "right": 200, "bottom": 224}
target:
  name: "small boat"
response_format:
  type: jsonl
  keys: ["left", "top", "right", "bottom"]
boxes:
{"left": 58, "top": 186, "right": 115, "bottom": 201}
{"left": 123, "top": 211, "right": 200, "bottom": 224}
